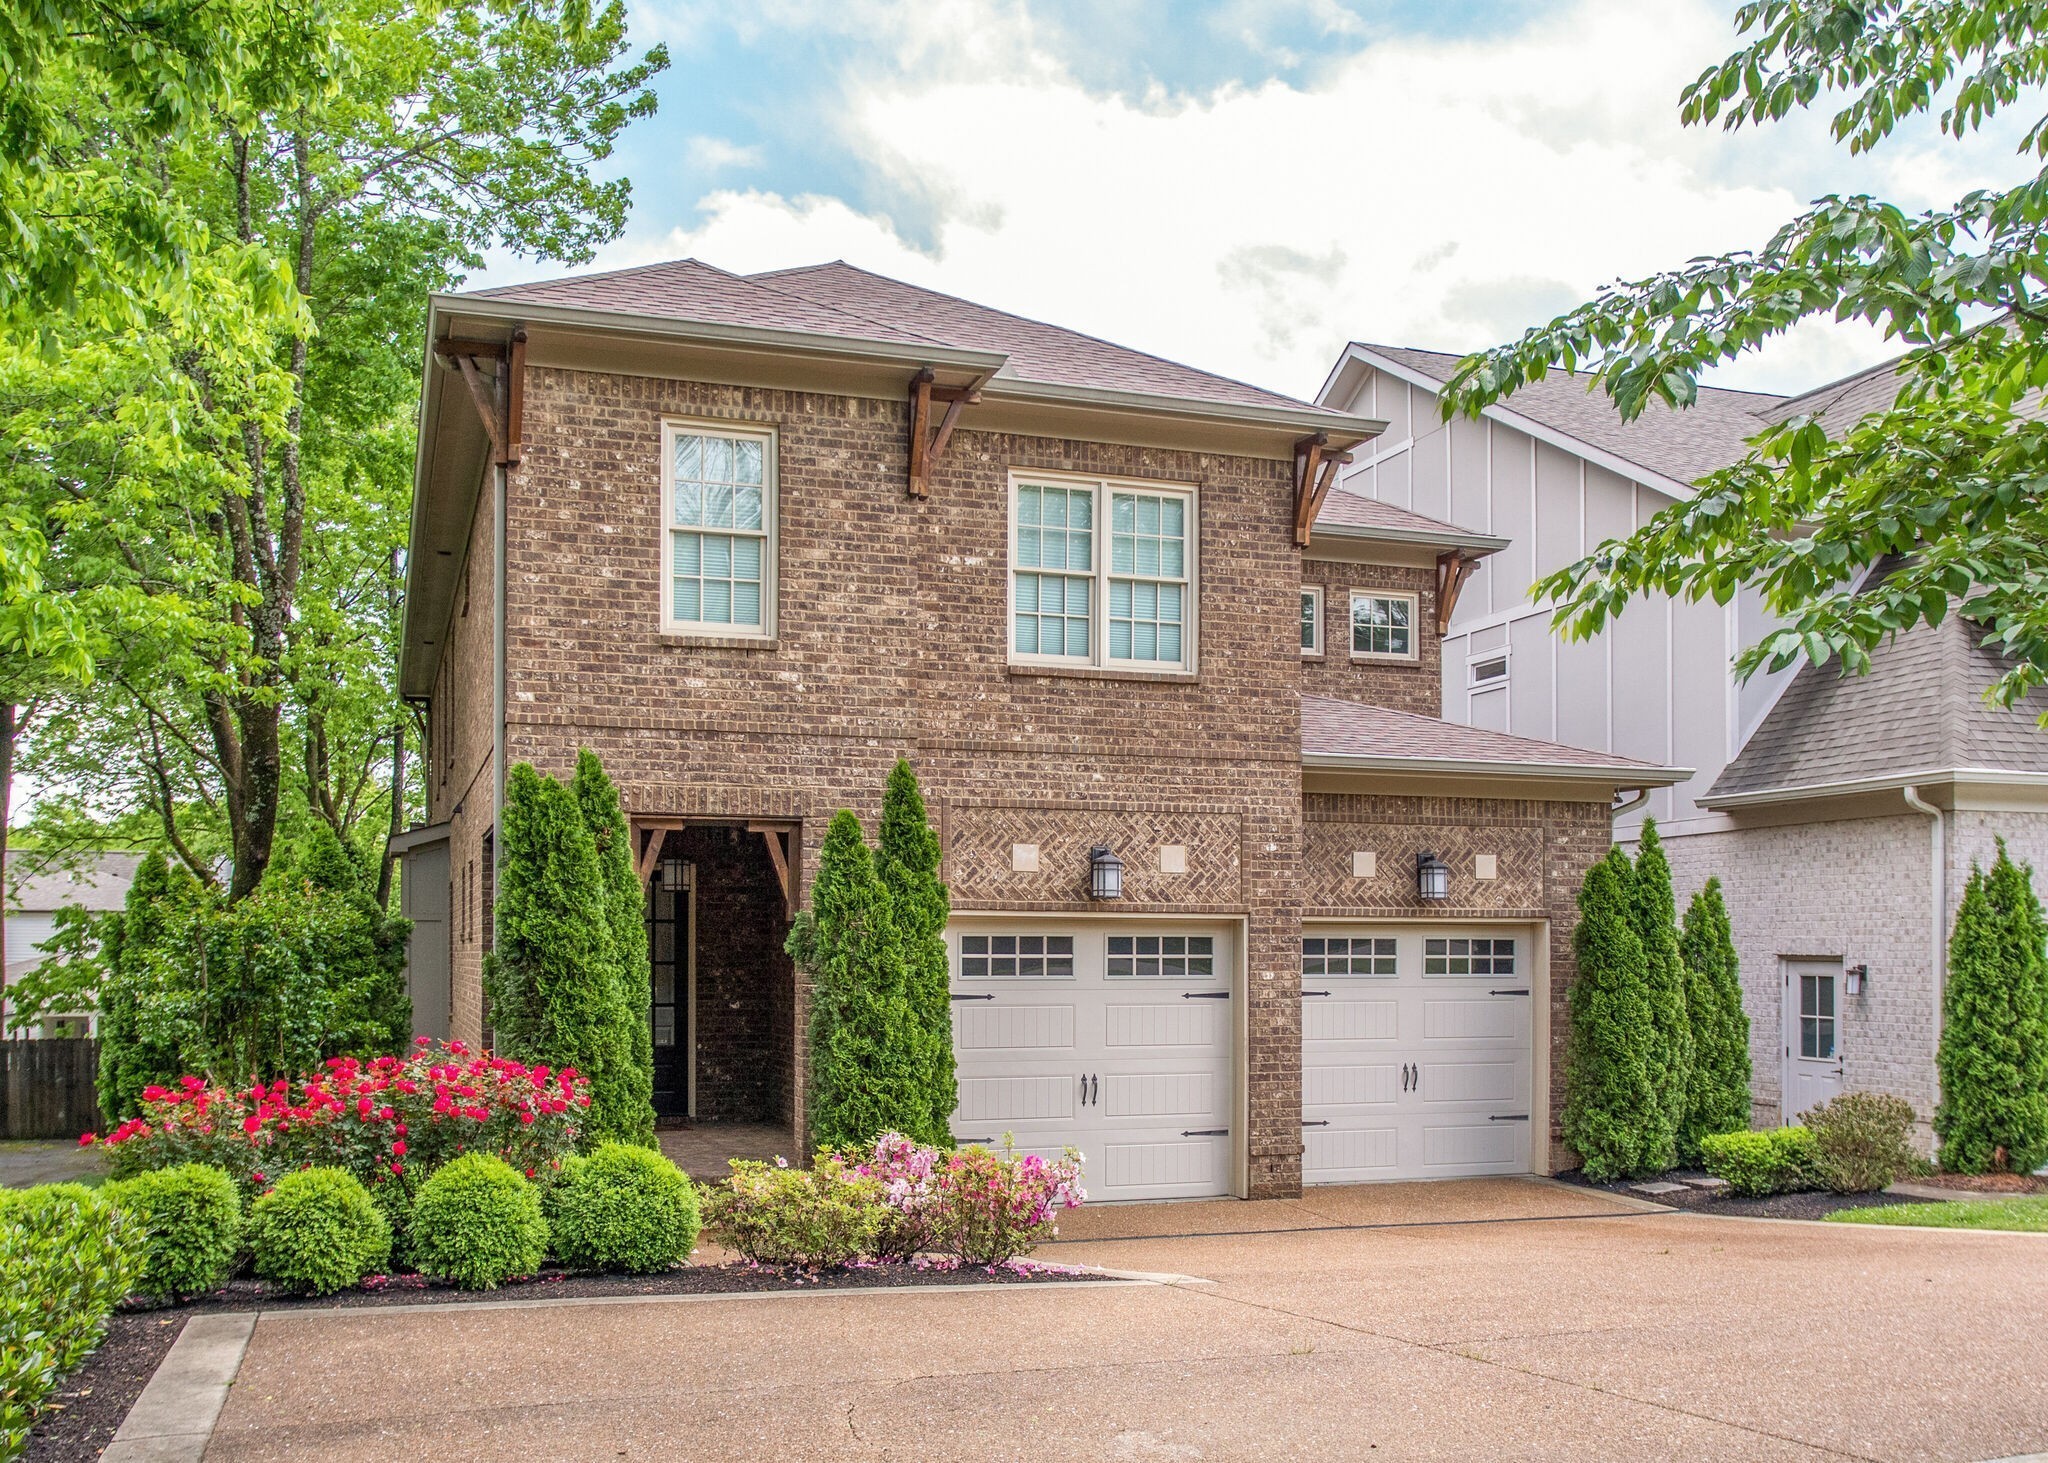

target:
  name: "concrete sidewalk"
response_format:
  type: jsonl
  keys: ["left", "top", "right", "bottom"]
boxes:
{"left": 200, "top": 1185, "right": 2048, "bottom": 1461}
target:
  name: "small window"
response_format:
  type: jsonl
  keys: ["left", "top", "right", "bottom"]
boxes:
{"left": 959, "top": 933, "right": 1076, "bottom": 980}
{"left": 1800, "top": 973, "right": 1837, "bottom": 1059}
{"left": 1469, "top": 654, "right": 1508, "bottom": 687}
{"left": 663, "top": 421, "right": 776, "bottom": 637}
{"left": 1351, "top": 591, "right": 1417, "bottom": 661}
{"left": 1107, "top": 933, "right": 1215, "bottom": 979}
{"left": 1302, "top": 936, "right": 1396, "bottom": 977}
{"left": 1300, "top": 586, "right": 1324, "bottom": 657}
{"left": 1424, "top": 937, "right": 1515, "bottom": 976}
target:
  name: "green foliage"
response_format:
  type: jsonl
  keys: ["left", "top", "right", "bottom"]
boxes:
{"left": 1626, "top": 822, "right": 1689, "bottom": 1170}
{"left": 793, "top": 810, "right": 923, "bottom": 1154}
{"left": 1802, "top": 1092, "right": 1919, "bottom": 1194}
{"left": 1679, "top": 877, "right": 1753, "bottom": 1162}
{"left": 0, "top": 1183, "right": 138, "bottom": 1455}
{"left": 549, "top": 1142, "right": 699, "bottom": 1274}
{"left": 486, "top": 761, "right": 645, "bottom": 1143}
{"left": 1442, "top": 6, "right": 2048, "bottom": 721}
{"left": 246, "top": 1168, "right": 393, "bottom": 1296}
{"left": 1563, "top": 849, "right": 1662, "bottom": 1180}
{"left": 103, "top": 1163, "right": 241, "bottom": 1301}
{"left": 1829, "top": 1196, "right": 2048, "bottom": 1232}
{"left": 876, "top": 758, "right": 956, "bottom": 1147}
{"left": 1936, "top": 843, "right": 2048, "bottom": 1173}
{"left": 1700, "top": 1128, "right": 1819, "bottom": 1198}
{"left": 408, "top": 1153, "right": 548, "bottom": 1290}
{"left": 699, "top": 1155, "right": 887, "bottom": 1267}
{"left": 86, "top": 846, "right": 415, "bottom": 1117}
{"left": 570, "top": 749, "right": 655, "bottom": 1146}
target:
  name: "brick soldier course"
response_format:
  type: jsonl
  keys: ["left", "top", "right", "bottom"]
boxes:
{"left": 398, "top": 259, "right": 1685, "bottom": 1197}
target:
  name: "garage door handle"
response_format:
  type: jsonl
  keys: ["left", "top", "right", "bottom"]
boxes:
{"left": 1488, "top": 988, "right": 1529, "bottom": 996}
{"left": 1301, "top": 1119, "right": 1329, "bottom": 1128}
{"left": 1181, "top": 1129, "right": 1229, "bottom": 1137}
{"left": 1090, "top": 1074, "right": 1098, "bottom": 1106}
{"left": 951, "top": 993, "right": 995, "bottom": 1001}
{"left": 1300, "top": 990, "right": 1331, "bottom": 997}
{"left": 1488, "top": 1114, "right": 1530, "bottom": 1122}
{"left": 1182, "top": 990, "right": 1231, "bottom": 999}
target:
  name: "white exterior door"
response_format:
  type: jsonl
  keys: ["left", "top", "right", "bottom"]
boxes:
{"left": 948, "top": 918, "right": 1237, "bottom": 1202}
{"left": 1301, "top": 924, "right": 1535, "bottom": 1183}
{"left": 1782, "top": 960, "right": 1846, "bottom": 1122}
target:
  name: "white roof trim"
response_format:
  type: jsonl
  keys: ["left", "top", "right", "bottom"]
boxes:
{"left": 1310, "top": 520, "right": 1508, "bottom": 557}
{"left": 1303, "top": 749, "right": 1692, "bottom": 786}
{"left": 1701, "top": 767, "right": 2048, "bottom": 810}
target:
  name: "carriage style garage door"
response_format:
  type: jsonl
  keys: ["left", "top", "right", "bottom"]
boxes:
{"left": 1301, "top": 924, "right": 1536, "bottom": 1183}
{"left": 948, "top": 918, "right": 1237, "bottom": 1202}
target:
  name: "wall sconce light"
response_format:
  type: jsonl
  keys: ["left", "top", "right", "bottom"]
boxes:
{"left": 659, "top": 858, "right": 688, "bottom": 892}
{"left": 1416, "top": 851, "right": 1451, "bottom": 903}
{"left": 1088, "top": 845, "right": 1124, "bottom": 901}
{"left": 1844, "top": 963, "right": 1868, "bottom": 997}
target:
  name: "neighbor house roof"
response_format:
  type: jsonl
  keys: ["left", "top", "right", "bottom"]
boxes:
{"left": 1704, "top": 598, "right": 2048, "bottom": 807}
{"left": 1302, "top": 696, "right": 1687, "bottom": 784}
{"left": 1348, "top": 343, "right": 1788, "bottom": 489}
{"left": 6, "top": 851, "right": 142, "bottom": 914}
{"left": 1312, "top": 487, "right": 1508, "bottom": 556}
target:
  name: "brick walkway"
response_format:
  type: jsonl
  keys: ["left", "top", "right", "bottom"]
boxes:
{"left": 655, "top": 1122, "right": 796, "bottom": 1180}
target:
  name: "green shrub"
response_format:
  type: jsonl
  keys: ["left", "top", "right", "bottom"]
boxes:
{"left": 1802, "top": 1092, "right": 1918, "bottom": 1194}
{"left": 1626, "top": 821, "right": 1690, "bottom": 1171}
{"left": 699, "top": 1155, "right": 886, "bottom": 1267}
{"left": 1678, "top": 877, "right": 1752, "bottom": 1163}
{"left": 1700, "top": 1127, "right": 1818, "bottom": 1197}
{"left": 877, "top": 758, "right": 957, "bottom": 1147}
{"left": 409, "top": 1153, "right": 548, "bottom": 1290}
{"left": 1, "top": 1184, "right": 138, "bottom": 1455}
{"left": 246, "top": 1168, "right": 392, "bottom": 1296}
{"left": 550, "top": 1142, "right": 699, "bottom": 1273}
{"left": 367, "top": 1180, "right": 414, "bottom": 1271}
{"left": 1936, "top": 843, "right": 2048, "bottom": 1174}
{"left": 572, "top": 749, "right": 657, "bottom": 1146}
{"left": 104, "top": 1163, "right": 241, "bottom": 1301}
{"left": 1562, "top": 850, "right": 1662, "bottom": 1180}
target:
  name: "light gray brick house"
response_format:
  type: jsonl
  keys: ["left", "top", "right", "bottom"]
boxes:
{"left": 393, "top": 260, "right": 1682, "bottom": 1200}
{"left": 1316, "top": 344, "right": 2048, "bottom": 1145}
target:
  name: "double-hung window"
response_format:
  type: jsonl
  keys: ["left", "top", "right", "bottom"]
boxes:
{"left": 663, "top": 421, "right": 776, "bottom": 637}
{"left": 1011, "top": 474, "right": 1196, "bottom": 671}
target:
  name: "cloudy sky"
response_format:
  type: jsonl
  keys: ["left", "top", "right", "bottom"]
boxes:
{"left": 475, "top": 0, "right": 2030, "bottom": 403}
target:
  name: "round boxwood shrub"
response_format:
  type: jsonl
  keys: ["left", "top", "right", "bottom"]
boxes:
{"left": 550, "top": 1143, "right": 699, "bottom": 1274}
{"left": 104, "top": 1163, "right": 241, "bottom": 1301}
{"left": 408, "top": 1153, "right": 547, "bottom": 1290}
{"left": 246, "top": 1168, "right": 392, "bottom": 1296}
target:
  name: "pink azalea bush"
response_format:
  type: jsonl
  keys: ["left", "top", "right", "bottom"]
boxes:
{"left": 82, "top": 1039, "right": 589, "bottom": 1208}
{"left": 855, "top": 1132, "right": 1085, "bottom": 1265}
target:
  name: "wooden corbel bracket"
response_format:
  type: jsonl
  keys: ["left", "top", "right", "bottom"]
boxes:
{"left": 746, "top": 821, "right": 798, "bottom": 917}
{"left": 907, "top": 367, "right": 982, "bottom": 498}
{"left": 1436, "top": 549, "right": 1475, "bottom": 634}
{"left": 1292, "top": 432, "right": 1353, "bottom": 547}
{"left": 439, "top": 329, "right": 526, "bottom": 468}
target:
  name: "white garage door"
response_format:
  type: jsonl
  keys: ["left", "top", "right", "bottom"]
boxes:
{"left": 1302, "top": 925, "right": 1535, "bottom": 1183}
{"left": 948, "top": 919, "right": 1237, "bottom": 1202}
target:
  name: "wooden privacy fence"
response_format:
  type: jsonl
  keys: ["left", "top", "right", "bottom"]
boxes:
{"left": 1, "top": 1038, "right": 103, "bottom": 1140}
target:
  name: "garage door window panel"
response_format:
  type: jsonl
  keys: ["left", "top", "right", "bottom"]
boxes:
{"left": 959, "top": 933, "right": 1076, "bottom": 980}
{"left": 1303, "top": 936, "right": 1396, "bottom": 977}
{"left": 1424, "top": 937, "right": 1515, "bottom": 977}
{"left": 1107, "top": 933, "right": 1215, "bottom": 980}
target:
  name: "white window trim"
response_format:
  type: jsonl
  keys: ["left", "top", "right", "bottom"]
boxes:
{"left": 660, "top": 417, "right": 779, "bottom": 639}
{"left": 1007, "top": 469, "right": 1199, "bottom": 673}
{"left": 1348, "top": 588, "right": 1420, "bottom": 664}
{"left": 1300, "top": 585, "right": 1324, "bottom": 659}
{"left": 1468, "top": 646, "right": 1510, "bottom": 688}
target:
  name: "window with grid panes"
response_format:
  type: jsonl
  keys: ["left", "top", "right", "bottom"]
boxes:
{"left": 1106, "top": 934, "right": 1214, "bottom": 978}
{"left": 1423, "top": 937, "right": 1515, "bottom": 976}
{"left": 957, "top": 933, "right": 1076, "bottom": 980}
{"left": 1301, "top": 936, "right": 1396, "bottom": 976}
{"left": 665, "top": 423, "right": 773, "bottom": 635}
{"left": 1350, "top": 591, "right": 1416, "bottom": 659}
{"left": 1011, "top": 475, "right": 1195, "bottom": 670}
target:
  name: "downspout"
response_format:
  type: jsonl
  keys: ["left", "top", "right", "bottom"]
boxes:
{"left": 1901, "top": 785, "right": 1945, "bottom": 1088}
{"left": 491, "top": 457, "right": 506, "bottom": 949}
{"left": 1611, "top": 787, "right": 1650, "bottom": 819}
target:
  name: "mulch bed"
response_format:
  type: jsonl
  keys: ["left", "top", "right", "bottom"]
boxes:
{"left": 137, "top": 1256, "right": 1100, "bottom": 1316}
{"left": 24, "top": 1312, "right": 185, "bottom": 1463}
{"left": 1558, "top": 1168, "right": 1934, "bottom": 1221}
{"left": 1910, "top": 1172, "right": 2048, "bottom": 1194}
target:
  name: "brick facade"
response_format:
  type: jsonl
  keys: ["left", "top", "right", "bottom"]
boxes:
{"left": 1299, "top": 558, "right": 1439, "bottom": 716}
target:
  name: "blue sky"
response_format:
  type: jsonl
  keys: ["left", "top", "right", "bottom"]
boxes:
{"left": 474, "top": 0, "right": 2033, "bottom": 401}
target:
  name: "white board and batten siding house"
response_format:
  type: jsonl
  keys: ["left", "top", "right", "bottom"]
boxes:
{"left": 1316, "top": 344, "right": 2048, "bottom": 1146}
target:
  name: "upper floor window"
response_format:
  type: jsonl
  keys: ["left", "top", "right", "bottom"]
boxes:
{"left": 662, "top": 420, "right": 776, "bottom": 637}
{"left": 1301, "top": 587, "right": 1324, "bottom": 657}
{"left": 1350, "top": 590, "right": 1417, "bottom": 662}
{"left": 1011, "top": 473, "right": 1196, "bottom": 671}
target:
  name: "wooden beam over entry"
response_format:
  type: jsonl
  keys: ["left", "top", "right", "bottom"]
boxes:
{"left": 747, "top": 821, "right": 797, "bottom": 917}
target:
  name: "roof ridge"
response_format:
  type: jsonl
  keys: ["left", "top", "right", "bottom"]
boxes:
{"left": 1353, "top": 341, "right": 1791, "bottom": 405}
{"left": 735, "top": 262, "right": 964, "bottom": 353}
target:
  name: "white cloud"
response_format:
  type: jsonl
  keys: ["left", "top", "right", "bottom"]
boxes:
{"left": 592, "top": 0, "right": 2031, "bottom": 400}
{"left": 683, "top": 136, "right": 764, "bottom": 172}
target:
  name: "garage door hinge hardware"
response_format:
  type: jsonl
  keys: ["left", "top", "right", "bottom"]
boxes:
{"left": 957, "top": 1136, "right": 995, "bottom": 1144}
{"left": 1489, "top": 988, "right": 1529, "bottom": 996}
{"left": 1300, "top": 989, "right": 1331, "bottom": 997}
{"left": 1182, "top": 990, "right": 1231, "bottom": 999}
{"left": 950, "top": 993, "right": 995, "bottom": 1001}
{"left": 1488, "top": 1114, "right": 1530, "bottom": 1122}
{"left": 1181, "top": 1129, "right": 1229, "bottom": 1137}
{"left": 1301, "top": 1119, "right": 1330, "bottom": 1127}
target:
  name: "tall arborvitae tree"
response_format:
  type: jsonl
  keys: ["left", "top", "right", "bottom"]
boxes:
{"left": 793, "top": 810, "right": 923, "bottom": 1154}
{"left": 485, "top": 762, "right": 643, "bottom": 1144}
{"left": 1678, "top": 877, "right": 1751, "bottom": 1160}
{"left": 1937, "top": 843, "right": 2048, "bottom": 1173}
{"left": 1625, "top": 821, "right": 1689, "bottom": 1172}
{"left": 876, "top": 758, "right": 955, "bottom": 1147}
{"left": 570, "top": 749, "right": 655, "bottom": 1145}
{"left": 1563, "top": 847, "right": 1661, "bottom": 1180}
{"left": 95, "top": 851, "right": 180, "bottom": 1121}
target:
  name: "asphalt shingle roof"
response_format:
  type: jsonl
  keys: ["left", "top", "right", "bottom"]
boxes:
{"left": 7, "top": 852, "right": 141, "bottom": 913}
{"left": 1312, "top": 487, "right": 1504, "bottom": 551}
{"left": 1359, "top": 344, "right": 1788, "bottom": 487}
{"left": 1302, "top": 695, "right": 1672, "bottom": 774}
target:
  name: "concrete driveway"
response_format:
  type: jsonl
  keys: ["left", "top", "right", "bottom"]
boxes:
{"left": 202, "top": 1179, "right": 2048, "bottom": 1461}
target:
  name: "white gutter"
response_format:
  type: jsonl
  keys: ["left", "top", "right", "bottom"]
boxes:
{"left": 1700, "top": 766, "right": 2048, "bottom": 810}
{"left": 1611, "top": 788, "right": 1652, "bottom": 817}
{"left": 1901, "top": 785, "right": 1946, "bottom": 1087}
{"left": 1302, "top": 751, "right": 1691, "bottom": 786}
{"left": 1310, "top": 520, "right": 1509, "bottom": 558}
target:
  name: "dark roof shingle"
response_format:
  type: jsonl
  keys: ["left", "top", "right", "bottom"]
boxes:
{"left": 1313, "top": 488, "right": 1506, "bottom": 553}
{"left": 1302, "top": 695, "right": 1677, "bottom": 776}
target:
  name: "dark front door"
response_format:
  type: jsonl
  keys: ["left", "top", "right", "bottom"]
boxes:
{"left": 647, "top": 857, "right": 691, "bottom": 1117}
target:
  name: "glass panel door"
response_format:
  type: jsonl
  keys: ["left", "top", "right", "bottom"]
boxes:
{"left": 647, "top": 858, "right": 691, "bottom": 1117}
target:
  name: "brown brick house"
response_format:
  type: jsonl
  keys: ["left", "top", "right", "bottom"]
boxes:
{"left": 395, "top": 260, "right": 1683, "bottom": 1200}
